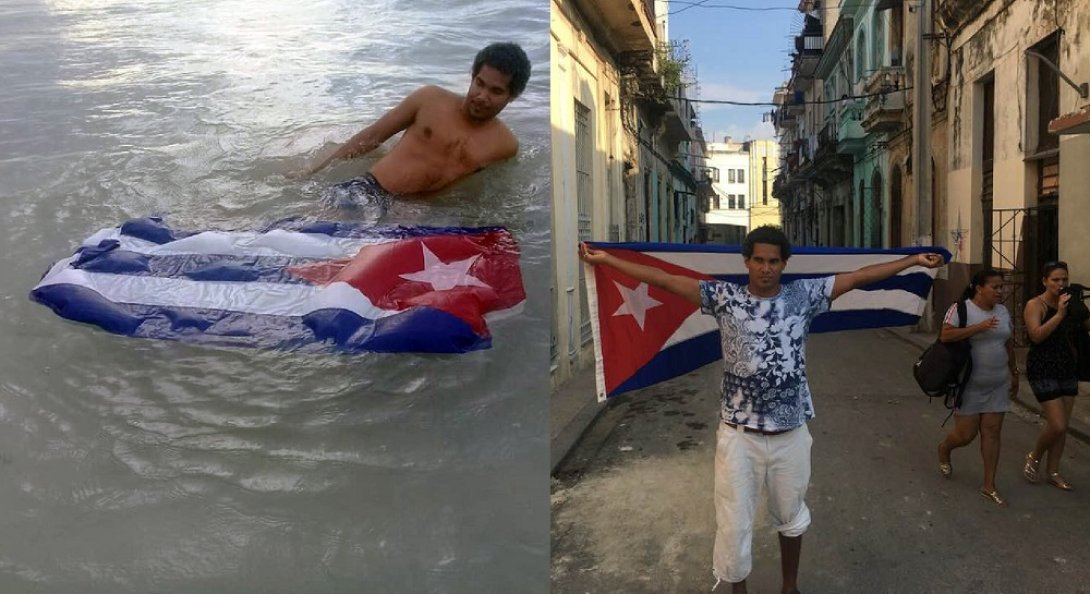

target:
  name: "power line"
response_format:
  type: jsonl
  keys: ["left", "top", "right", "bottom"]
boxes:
{"left": 667, "top": 0, "right": 892, "bottom": 15}
{"left": 668, "top": 1, "right": 799, "bottom": 15}
{"left": 636, "top": 86, "right": 915, "bottom": 107}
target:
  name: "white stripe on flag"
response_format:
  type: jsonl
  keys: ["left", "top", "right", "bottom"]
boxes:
{"left": 659, "top": 288, "right": 929, "bottom": 350}
{"left": 34, "top": 268, "right": 394, "bottom": 320}
{"left": 83, "top": 228, "right": 393, "bottom": 259}
{"left": 645, "top": 251, "right": 931, "bottom": 276}
{"left": 831, "top": 288, "right": 930, "bottom": 315}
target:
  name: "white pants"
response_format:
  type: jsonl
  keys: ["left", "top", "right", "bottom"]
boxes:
{"left": 712, "top": 421, "right": 813, "bottom": 584}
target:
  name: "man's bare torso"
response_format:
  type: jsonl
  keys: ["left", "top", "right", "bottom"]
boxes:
{"left": 370, "top": 87, "right": 516, "bottom": 195}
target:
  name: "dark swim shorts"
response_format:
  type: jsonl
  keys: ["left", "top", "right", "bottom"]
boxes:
{"left": 321, "top": 173, "right": 393, "bottom": 221}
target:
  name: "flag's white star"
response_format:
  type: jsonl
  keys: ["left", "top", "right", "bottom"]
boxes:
{"left": 399, "top": 243, "right": 491, "bottom": 291}
{"left": 612, "top": 281, "right": 662, "bottom": 330}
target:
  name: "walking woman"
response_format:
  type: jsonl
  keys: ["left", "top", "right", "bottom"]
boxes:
{"left": 937, "top": 269, "right": 1018, "bottom": 506}
{"left": 1022, "top": 261, "right": 1090, "bottom": 491}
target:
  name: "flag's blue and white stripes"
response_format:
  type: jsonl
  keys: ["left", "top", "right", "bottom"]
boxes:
{"left": 585, "top": 241, "right": 950, "bottom": 399}
{"left": 30, "top": 217, "right": 525, "bottom": 353}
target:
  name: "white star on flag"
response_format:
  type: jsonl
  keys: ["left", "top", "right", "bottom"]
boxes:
{"left": 399, "top": 243, "right": 491, "bottom": 291}
{"left": 612, "top": 281, "right": 662, "bottom": 330}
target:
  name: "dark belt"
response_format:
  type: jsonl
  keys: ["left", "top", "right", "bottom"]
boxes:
{"left": 723, "top": 421, "right": 792, "bottom": 436}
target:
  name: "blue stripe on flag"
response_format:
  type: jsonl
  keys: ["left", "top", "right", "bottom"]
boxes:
{"left": 592, "top": 241, "right": 951, "bottom": 258}
{"left": 30, "top": 283, "right": 490, "bottom": 353}
{"left": 607, "top": 308, "right": 924, "bottom": 397}
{"left": 612, "top": 332, "right": 722, "bottom": 396}
{"left": 710, "top": 271, "right": 937, "bottom": 297}
{"left": 259, "top": 218, "right": 509, "bottom": 239}
{"left": 73, "top": 248, "right": 319, "bottom": 284}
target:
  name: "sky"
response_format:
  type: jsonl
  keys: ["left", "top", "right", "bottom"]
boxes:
{"left": 667, "top": 1, "right": 803, "bottom": 144}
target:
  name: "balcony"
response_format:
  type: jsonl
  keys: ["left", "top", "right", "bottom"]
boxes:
{"left": 663, "top": 95, "right": 695, "bottom": 144}
{"left": 810, "top": 123, "right": 854, "bottom": 187}
{"left": 836, "top": 100, "right": 865, "bottom": 155}
{"left": 574, "top": 0, "right": 657, "bottom": 54}
{"left": 862, "top": 66, "right": 906, "bottom": 133}
{"left": 792, "top": 14, "right": 824, "bottom": 78}
{"left": 782, "top": 90, "right": 806, "bottom": 116}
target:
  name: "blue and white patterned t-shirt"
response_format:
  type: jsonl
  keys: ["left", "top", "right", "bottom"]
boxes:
{"left": 699, "top": 277, "right": 835, "bottom": 431}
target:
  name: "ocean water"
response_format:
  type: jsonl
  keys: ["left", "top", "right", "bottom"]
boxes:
{"left": 0, "top": 0, "right": 550, "bottom": 592}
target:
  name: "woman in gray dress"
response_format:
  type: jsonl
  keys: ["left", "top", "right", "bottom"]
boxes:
{"left": 936, "top": 269, "right": 1019, "bottom": 506}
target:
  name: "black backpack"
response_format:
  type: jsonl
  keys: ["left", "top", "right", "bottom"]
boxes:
{"left": 913, "top": 300, "right": 973, "bottom": 410}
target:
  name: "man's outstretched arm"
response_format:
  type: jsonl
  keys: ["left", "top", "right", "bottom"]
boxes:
{"left": 302, "top": 86, "right": 431, "bottom": 176}
{"left": 579, "top": 243, "right": 701, "bottom": 306}
{"left": 830, "top": 252, "right": 944, "bottom": 300}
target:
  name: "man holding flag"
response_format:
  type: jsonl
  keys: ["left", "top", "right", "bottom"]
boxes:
{"left": 579, "top": 226, "right": 944, "bottom": 594}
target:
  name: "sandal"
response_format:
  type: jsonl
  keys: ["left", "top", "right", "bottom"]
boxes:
{"left": 979, "top": 488, "right": 1008, "bottom": 507}
{"left": 938, "top": 443, "right": 952, "bottom": 479}
{"left": 1047, "top": 473, "right": 1074, "bottom": 491}
{"left": 1023, "top": 451, "right": 1040, "bottom": 483}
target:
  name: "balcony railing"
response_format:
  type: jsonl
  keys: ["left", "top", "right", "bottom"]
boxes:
{"left": 795, "top": 34, "right": 824, "bottom": 55}
{"left": 862, "top": 66, "right": 906, "bottom": 133}
{"left": 836, "top": 100, "right": 866, "bottom": 153}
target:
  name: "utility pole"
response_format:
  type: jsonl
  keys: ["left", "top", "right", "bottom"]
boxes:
{"left": 913, "top": 0, "right": 933, "bottom": 247}
{"left": 913, "top": 0, "right": 936, "bottom": 333}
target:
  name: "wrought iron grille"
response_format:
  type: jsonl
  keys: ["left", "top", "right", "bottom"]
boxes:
{"left": 987, "top": 205, "right": 1059, "bottom": 346}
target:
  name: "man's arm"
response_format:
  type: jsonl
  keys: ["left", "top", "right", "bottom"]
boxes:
{"left": 481, "top": 128, "right": 519, "bottom": 167}
{"left": 830, "top": 253, "right": 944, "bottom": 300}
{"left": 579, "top": 243, "right": 700, "bottom": 306}
{"left": 303, "top": 86, "right": 433, "bottom": 176}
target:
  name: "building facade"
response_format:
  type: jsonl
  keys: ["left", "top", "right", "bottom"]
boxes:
{"left": 772, "top": 0, "right": 1090, "bottom": 336}
{"left": 550, "top": 0, "right": 706, "bottom": 387}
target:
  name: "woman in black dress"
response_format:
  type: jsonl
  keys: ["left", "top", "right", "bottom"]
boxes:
{"left": 1022, "top": 261, "right": 1090, "bottom": 490}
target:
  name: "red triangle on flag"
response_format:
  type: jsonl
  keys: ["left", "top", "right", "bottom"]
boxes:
{"left": 287, "top": 231, "right": 525, "bottom": 335}
{"left": 592, "top": 249, "right": 713, "bottom": 395}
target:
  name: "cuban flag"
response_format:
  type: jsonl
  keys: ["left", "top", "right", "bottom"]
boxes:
{"left": 585, "top": 242, "right": 951, "bottom": 400}
{"left": 30, "top": 217, "right": 526, "bottom": 353}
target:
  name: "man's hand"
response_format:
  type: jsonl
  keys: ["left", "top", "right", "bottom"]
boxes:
{"left": 578, "top": 242, "right": 700, "bottom": 306}
{"left": 579, "top": 242, "right": 611, "bottom": 266}
{"left": 916, "top": 253, "right": 945, "bottom": 269}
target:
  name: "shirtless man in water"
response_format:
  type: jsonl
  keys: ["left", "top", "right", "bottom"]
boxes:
{"left": 304, "top": 42, "right": 530, "bottom": 213}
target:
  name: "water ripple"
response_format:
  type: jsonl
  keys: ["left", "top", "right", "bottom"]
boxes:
{"left": 0, "top": 0, "right": 549, "bottom": 591}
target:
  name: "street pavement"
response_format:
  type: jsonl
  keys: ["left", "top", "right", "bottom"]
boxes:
{"left": 551, "top": 329, "right": 1090, "bottom": 594}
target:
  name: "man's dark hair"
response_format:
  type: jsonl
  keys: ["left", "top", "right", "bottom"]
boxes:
{"left": 473, "top": 42, "right": 531, "bottom": 98}
{"left": 742, "top": 225, "right": 792, "bottom": 260}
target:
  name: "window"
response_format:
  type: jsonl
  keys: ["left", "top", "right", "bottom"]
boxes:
{"left": 728, "top": 169, "right": 736, "bottom": 183}
{"left": 574, "top": 100, "right": 593, "bottom": 344}
{"left": 737, "top": 169, "right": 745, "bottom": 184}
{"left": 713, "top": 196, "right": 720, "bottom": 210}
{"left": 739, "top": 195, "right": 746, "bottom": 209}
{"left": 856, "top": 30, "right": 866, "bottom": 82}
{"left": 1033, "top": 34, "right": 1060, "bottom": 154}
{"left": 728, "top": 194, "right": 736, "bottom": 209}
{"left": 872, "top": 11, "right": 884, "bottom": 71}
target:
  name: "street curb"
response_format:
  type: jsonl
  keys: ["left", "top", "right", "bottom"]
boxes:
{"left": 551, "top": 396, "right": 608, "bottom": 473}
{"left": 881, "top": 327, "right": 1090, "bottom": 445}
{"left": 550, "top": 367, "right": 610, "bottom": 474}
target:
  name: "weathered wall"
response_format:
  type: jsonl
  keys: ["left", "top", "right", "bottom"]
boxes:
{"left": 550, "top": 0, "right": 628, "bottom": 386}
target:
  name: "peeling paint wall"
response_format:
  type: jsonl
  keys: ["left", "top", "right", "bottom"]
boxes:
{"left": 939, "top": 0, "right": 1090, "bottom": 316}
